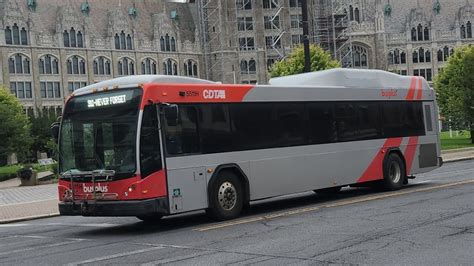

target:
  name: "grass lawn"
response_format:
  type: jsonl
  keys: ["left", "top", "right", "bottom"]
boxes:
{"left": 0, "top": 164, "right": 22, "bottom": 182}
{"left": 440, "top": 130, "right": 474, "bottom": 150}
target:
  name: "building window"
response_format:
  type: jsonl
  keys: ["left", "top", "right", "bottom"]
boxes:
{"left": 461, "top": 21, "right": 472, "bottom": 39}
{"left": 290, "top": 14, "right": 302, "bottom": 29}
{"left": 117, "top": 57, "right": 135, "bottom": 76}
{"left": 184, "top": 59, "right": 198, "bottom": 77}
{"left": 289, "top": 0, "right": 302, "bottom": 8}
{"left": 8, "top": 53, "right": 30, "bottom": 74}
{"left": 240, "top": 59, "right": 256, "bottom": 74}
{"left": 265, "top": 36, "right": 281, "bottom": 49}
{"left": 291, "top": 34, "right": 303, "bottom": 45}
{"left": 411, "top": 24, "right": 430, "bottom": 41}
{"left": 63, "top": 27, "right": 84, "bottom": 48}
{"left": 437, "top": 46, "right": 454, "bottom": 62}
{"left": 236, "top": 0, "right": 251, "bottom": 10}
{"left": 238, "top": 37, "right": 255, "bottom": 50}
{"left": 4, "top": 24, "right": 28, "bottom": 45}
{"left": 263, "top": 0, "right": 278, "bottom": 9}
{"left": 349, "top": 5, "right": 361, "bottom": 23}
{"left": 237, "top": 17, "right": 253, "bottom": 31}
{"left": 413, "top": 68, "right": 432, "bottom": 81}
{"left": 163, "top": 58, "right": 178, "bottom": 75}
{"left": 160, "top": 34, "right": 177, "bottom": 52}
{"left": 39, "top": 55, "right": 59, "bottom": 75}
{"left": 10, "top": 82, "right": 32, "bottom": 99}
{"left": 353, "top": 46, "right": 368, "bottom": 68}
{"left": 141, "top": 58, "right": 157, "bottom": 75}
{"left": 114, "top": 31, "right": 133, "bottom": 50}
{"left": 389, "top": 49, "right": 407, "bottom": 65}
{"left": 66, "top": 56, "right": 86, "bottom": 75}
{"left": 264, "top": 16, "right": 280, "bottom": 30}
{"left": 93, "top": 56, "right": 111, "bottom": 76}
{"left": 40, "top": 82, "right": 61, "bottom": 98}
{"left": 67, "top": 82, "right": 87, "bottom": 93}
{"left": 413, "top": 47, "right": 430, "bottom": 64}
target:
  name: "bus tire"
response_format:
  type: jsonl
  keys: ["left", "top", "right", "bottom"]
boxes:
{"left": 136, "top": 214, "right": 163, "bottom": 223}
{"left": 381, "top": 153, "right": 406, "bottom": 191}
{"left": 207, "top": 171, "right": 243, "bottom": 221}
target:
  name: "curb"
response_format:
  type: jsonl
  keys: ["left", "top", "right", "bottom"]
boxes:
{"left": 0, "top": 213, "right": 60, "bottom": 224}
{"left": 443, "top": 157, "right": 474, "bottom": 163}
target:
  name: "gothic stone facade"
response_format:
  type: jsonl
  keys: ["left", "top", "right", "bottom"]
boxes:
{"left": 1, "top": 0, "right": 474, "bottom": 112}
{"left": 0, "top": 0, "right": 201, "bottom": 114}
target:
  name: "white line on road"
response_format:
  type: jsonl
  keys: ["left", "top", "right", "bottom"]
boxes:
{"left": 0, "top": 223, "right": 30, "bottom": 227}
{"left": 66, "top": 247, "right": 165, "bottom": 266}
{"left": 45, "top": 223, "right": 119, "bottom": 227}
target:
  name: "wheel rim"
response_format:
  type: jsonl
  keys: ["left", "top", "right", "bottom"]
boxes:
{"left": 389, "top": 161, "right": 401, "bottom": 183}
{"left": 218, "top": 181, "right": 237, "bottom": 211}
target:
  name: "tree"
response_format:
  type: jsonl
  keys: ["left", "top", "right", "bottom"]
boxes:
{"left": 435, "top": 45, "right": 474, "bottom": 143}
{"left": 29, "top": 109, "right": 58, "bottom": 158}
{"left": 269, "top": 44, "right": 340, "bottom": 78}
{"left": 0, "top": 87, "right": 32, "bottom": 161}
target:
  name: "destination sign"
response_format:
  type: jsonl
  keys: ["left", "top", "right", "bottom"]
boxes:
{"left": 87, "top": 94, "right": 127, "bottom": 108}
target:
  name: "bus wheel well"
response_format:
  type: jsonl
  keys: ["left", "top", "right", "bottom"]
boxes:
{"left": 386, "top": 149, "right": 407, "bottom": 177}
{"left": 209, "top": 164, "right": 250, "bottom": 206}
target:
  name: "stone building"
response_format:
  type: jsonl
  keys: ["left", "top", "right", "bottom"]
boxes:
{"left": 0, "top": 0, "right": 201, "bottom": 114}
{"left": 1, "top": 0, "right": 473, "bottom": 112}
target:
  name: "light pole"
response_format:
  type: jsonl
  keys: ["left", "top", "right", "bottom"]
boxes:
{"left": 301, "top": 0, "right": 311, "bottom": 73}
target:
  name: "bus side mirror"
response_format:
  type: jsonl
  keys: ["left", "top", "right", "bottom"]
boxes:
{"left": 163, "top": 104, "right": 179, "bottom": 126}
{"left": 51, "top": 122, "right": 60, "bottom": 143}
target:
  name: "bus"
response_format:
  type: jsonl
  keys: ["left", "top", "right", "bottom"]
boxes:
{"left": 55, "top": 69, "right": 442, "bottom": 221}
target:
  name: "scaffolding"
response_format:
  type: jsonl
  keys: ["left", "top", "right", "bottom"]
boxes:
{"left": 313, "top": 0, "right": 353, "bottom": 68}
{"left": 265, "top": 0, "right": 285, "bottom": 60}
{"left": 197, "top": 0, "right": 224, "bottom": 81}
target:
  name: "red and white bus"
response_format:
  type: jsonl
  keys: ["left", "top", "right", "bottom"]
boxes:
{"left": 56, "top": 69, "right": 442, "bottom": 221}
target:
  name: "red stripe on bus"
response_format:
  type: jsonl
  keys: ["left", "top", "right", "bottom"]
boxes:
{"left": 141, "top": 83, "right": 255, "bottom": 109}
{"left": 405, "top": 77, "right": 417, "bottom": 100}
{"left": 357, "top": 138, "right": 403, "bottom": 183}
{"left": 403, "top": 136, "right": 419, "bottom": 175}
{"left": 415, "top": 78, "right": 423, "bottom": 100}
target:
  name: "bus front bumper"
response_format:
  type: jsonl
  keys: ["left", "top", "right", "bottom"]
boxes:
{"left": 58, "top": 197, "right": 169, "bottom": 217}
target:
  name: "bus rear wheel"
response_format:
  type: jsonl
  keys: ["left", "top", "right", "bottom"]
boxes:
{"left": 207, "top": 171, "right": 243, "bottom": 221}
{"left": 381, "top": 153, "right": 406, "bottom": 191}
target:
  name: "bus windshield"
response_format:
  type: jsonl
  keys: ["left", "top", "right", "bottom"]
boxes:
{"left": 59, "top": 88, "right": 142, "bottom": 179}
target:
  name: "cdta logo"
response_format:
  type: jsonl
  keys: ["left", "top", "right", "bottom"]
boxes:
{"left": 83, "top": 183, "right": 108, "bottom": 193}
{"left": 203, "top": 89, "right": 226, "bottom": 99}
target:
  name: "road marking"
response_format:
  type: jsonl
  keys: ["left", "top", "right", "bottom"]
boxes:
{"left": 66, "top": 247, "right": 165, "bottom": 266}
{"left": 0, "top": 240, "right": 81, "bottom": 256}
{"left": 0, "top": 223, "right": 30, "bottom": 227}
{"left": 195, "top": 179, "right": 474, "bottom": 232}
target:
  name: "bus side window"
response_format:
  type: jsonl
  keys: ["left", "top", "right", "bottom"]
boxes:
{"left": 165, "top": 105, "right": 200, "bottom": 155}
{"left": 140, "top": 105, "right": 162, "bottom": 177}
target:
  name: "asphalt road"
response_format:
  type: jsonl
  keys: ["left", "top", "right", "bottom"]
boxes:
{"left": 0, "top": 160, "right": 473, "bottom": 265}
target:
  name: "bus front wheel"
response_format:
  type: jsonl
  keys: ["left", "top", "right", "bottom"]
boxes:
{"left": 381, "top": 153, "right": 406, "bottom": 191}
{"left": 207, "top": 171, "right": 243, "bottom": 221}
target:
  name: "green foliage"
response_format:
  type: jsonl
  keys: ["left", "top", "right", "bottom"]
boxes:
{"left": 440, "top": 130, "right": 473, "bottom": 150}
{"left": 269, "top": 44, "right": 340, "bottom": 78}
{"left": 435, "top": 45, "right": 474, "bottom": 143}
{"left": 0, "top": 164, "right": 21, "bottom": 181}
{"left": 0, "top": 87, "right": 32, "bottom": 161}
{"left": 29, "top": 109, "right": 58, "bottom": 159}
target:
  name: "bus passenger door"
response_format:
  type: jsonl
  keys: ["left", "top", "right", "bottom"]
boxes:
{"left": 162, "top": 105, "right": 208, "bottom": 213}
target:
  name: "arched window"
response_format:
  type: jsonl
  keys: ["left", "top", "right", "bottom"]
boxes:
{"left": 120, "top": 31, "right": 126, "bottom": 49}
{"left": 349, "top": 5, "right": 354, "bottom": 21}
{"left": 468, "top": 21, "right": 472, "bottom": 39}
{"left": 240, "top": 60, "right": 248, "bottom": 73}
{"left": 352, "top": 46, "right": 368, "bottom": 68}
{"left": 412, "top": 50, "right": 419, "bottom": 63}
{"left": 117, "top": 57, "right": 135, "bottom": 76}
{"left": 20, "top": 27, "right": 27, "bottom": 45}
{"left": 70, "top": 28, "right": 76, "bottom": 47}
{"left": 114, "top": 34, "right": 120, "bottom": 49}
{"left": 438, "top": 46, "right": 454, "bottom": 62}
{"left": 437, "top": 49, "right": 443, "bottom": 62}
{"left": 354, "top": 8, "right": 360, "bottom": 23}
{"left": 184, "top": 59, "right": 198, "bottom": 77}
{"left": 423, "top": 27, "right": 430, "bottom": 41}
{"left": 461, "top": 25, "right": 466, "bottom": 39}
{"left": 417, "top": 24, "right": 423, "bottom": 41}
{"left": 67, "top": 55, "right": 86, "bottom": 75}
{"left": 388, "top": 52, "right": 394, "bottom": 65}
{"left": 165, "top": 34, "right": 171, "bottom": 51}
{"left": 8, "top": 53, "right": 30, "bottom": 74}
{"left": 171, "top": 37, "right": 176, "bottom": 52}
{"left": 126, "top": 34, "right": 133, "bottom": 50}
{"left": 141, "top": 58, "right": 157, "bottom": 74}
{"left": 39, "top": 55, "right": 59, "bottom": 75}
{"left": 5, "top": 26, "right": 12, "bottom": 44}
{"left": 163, "top": 58, "right": 178, "bottom": 75}
{"left": 12, "top": 24, "right": 20, "bottom": 44}
{"left": 411, "top": 27, "right": 417, "bottom": 41}
{"left": 418, "top": 48, "right": 425, "bottom": 63}
{"left": 63, "top": 30, "right": 70, "bottom": 47}
{"left": 160, "top": 37, "right": 165, "bottom": 51}
{"left": 77, "top": 31, "right": 83, "bottom": 47}
{"left": 400, "top": 52, "right": 406, "bottom": 64}
{"left": 93, "top": 56, "right": 112, "bottom": 75}
{"left": 425, "top": 49, "right": 431, "bottom": 63}
{"left": 248, "top": 59, "right": 256, "bottom": 73}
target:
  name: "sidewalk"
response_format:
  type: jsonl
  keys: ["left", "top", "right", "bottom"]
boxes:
{"left": 0, "top": 148, "right": 473, "bottom": 224}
